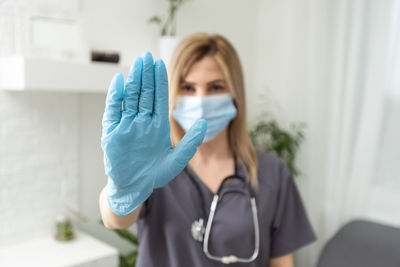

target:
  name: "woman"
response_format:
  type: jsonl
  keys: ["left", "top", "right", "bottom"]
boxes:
{"left": 99, "top": 33, "right": 316, "bottom": 267}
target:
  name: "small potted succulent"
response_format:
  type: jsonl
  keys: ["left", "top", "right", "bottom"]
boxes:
{"left": 148, "top": 0, "right": 189, "bottom": 64}
{"left": 55, "top": 214, "right": 75, "bottom": 241}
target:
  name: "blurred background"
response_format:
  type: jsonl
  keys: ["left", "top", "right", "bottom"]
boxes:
{"left": 0, "top": 0, "right": 399, "bottom": 266}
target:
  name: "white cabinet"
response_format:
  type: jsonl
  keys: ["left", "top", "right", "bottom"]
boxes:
{"left": 0, "top": 231, "right": 119, "bottom": 267}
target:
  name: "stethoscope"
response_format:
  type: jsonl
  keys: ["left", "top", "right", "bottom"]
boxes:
{"left": 184, "top": 158, "right": 260, "bottom": 264}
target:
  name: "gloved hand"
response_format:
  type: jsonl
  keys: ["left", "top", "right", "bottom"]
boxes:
{"left": 101, "top": 52, "right": 207, "bottom": 216}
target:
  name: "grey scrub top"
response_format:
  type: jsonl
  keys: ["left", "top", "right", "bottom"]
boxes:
{"left": 136, "top": 151, "right": 316, "bottom": 267}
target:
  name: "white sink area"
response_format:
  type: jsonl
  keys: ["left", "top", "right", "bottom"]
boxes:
{"left": 0, "top": 231, "right": 118, "bottom": 267}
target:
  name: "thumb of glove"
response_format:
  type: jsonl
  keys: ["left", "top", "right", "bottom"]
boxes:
{"left": 154, "top": 119, "right": 207, "bottom": 188}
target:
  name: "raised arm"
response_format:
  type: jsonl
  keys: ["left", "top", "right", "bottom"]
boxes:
{"left": 99, "top": 52, "right": 207, "bottom": 228}
{"left": 99, "top": 186, "right": 143, "bottom": 229}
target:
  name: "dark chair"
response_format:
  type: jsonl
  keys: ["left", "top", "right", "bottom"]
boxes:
{"left": 317, "top": 219, "right": 400, "bottom": 267}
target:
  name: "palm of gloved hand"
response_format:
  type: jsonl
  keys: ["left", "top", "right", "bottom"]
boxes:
{"left": 101, "top": 52, "right": 207, "bottom": 216}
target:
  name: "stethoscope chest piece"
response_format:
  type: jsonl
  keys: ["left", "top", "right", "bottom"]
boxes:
{"left": 191, "top": 218, "right": 205, "bottom": 242}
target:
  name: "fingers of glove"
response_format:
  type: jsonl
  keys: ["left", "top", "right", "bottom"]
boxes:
{"left": 138, "top": 51, "right": 155, "bottom": 116}
{"left": 154, "top": 59, "right": 169, "bottom": 120}
{"left": 102, "top": 72, "right": 124, "bottom": 135}
{"left": 124, "top": 57, "right": 143, "bottom": 116}
{"left": 170, "top": 119, "right": 207, "bottom": 174}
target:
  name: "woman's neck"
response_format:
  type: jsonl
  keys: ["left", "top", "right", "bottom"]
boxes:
{"left": 190, "top": 128, "right": 233, "bottom": 165}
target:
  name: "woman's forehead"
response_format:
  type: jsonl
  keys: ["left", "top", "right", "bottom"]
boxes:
{"left": 184, "top": 55, "right": 225, "bottom": 83}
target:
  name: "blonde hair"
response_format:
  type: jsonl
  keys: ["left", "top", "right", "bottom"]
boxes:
{"left": 168, "top": 33, "right": 259, "bottom": 190}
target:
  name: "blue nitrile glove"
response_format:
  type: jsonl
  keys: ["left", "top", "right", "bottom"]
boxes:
{"left": 101, "top": 52, "right": 207, "bottom": 216}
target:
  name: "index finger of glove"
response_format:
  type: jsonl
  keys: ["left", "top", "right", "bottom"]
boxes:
{"left": 102, "top": 72, "right": 124, "bottom": 135}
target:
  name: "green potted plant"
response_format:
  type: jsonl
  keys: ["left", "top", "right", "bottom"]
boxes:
{"left": 250, "top": 118, "right": 306, "bottom": 177}
{"left": 148, "top": 0, "right": 189, "bottom": 64}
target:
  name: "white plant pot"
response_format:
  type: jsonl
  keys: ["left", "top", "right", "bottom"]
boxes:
{"left": 159, "top": 36, "right": 180, "bottom": 67}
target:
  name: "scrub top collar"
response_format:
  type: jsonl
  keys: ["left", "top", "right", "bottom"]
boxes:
{"left": 184, "top": 157, "right": 251, "bottom": 196}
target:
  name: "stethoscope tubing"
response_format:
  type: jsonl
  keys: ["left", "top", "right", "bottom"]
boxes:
{"left": 184, "top": 158, "right": 260, "bottom": 264}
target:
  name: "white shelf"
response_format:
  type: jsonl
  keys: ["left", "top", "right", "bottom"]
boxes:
{"left": 0, "top": 56, "right": 129, "bottom": 92}
{"left": 0, "top": 231, "right": 119, "bottom": 267}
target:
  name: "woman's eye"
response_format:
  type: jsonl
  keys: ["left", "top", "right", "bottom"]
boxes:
{"left": 208, "top": 85, "right": 224, "bottom": 92}
{"left": 181, "top": 85, "right": 194, "bottom": 92}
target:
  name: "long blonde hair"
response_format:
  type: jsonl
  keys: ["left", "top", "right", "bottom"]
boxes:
{"left": 168, "top": 33, "right": 259, "bottom": 190}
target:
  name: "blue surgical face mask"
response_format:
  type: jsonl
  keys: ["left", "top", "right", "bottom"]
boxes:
{"left": 172, "top": 93, "right": 237, "bottom": 142}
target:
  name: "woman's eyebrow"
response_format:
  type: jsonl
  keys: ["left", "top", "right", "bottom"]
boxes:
{"left": 207, "top": 79, "right": 225, "bottom": 84}
{"left": 181, "top": 79, "right": 226, "bottom": 85}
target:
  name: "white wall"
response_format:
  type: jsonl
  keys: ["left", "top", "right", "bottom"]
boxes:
{"left": 0, "top": 91, "right": 80, "bottom": 246}
{"left": 252, "top": 0, "right": 334, "bottom": 266}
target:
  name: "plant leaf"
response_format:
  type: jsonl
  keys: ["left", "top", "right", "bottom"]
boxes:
{"left": 148, "top": 15, "right": 162, "bottom": 25}
{"left": 249, "top": 119, "right": 306, "bottom": 177}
